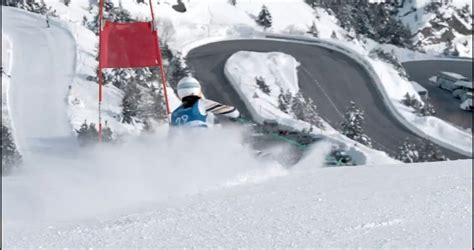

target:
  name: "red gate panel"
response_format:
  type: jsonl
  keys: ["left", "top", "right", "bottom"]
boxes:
{"left": 100, "top": 21, "right": 161, "bottom": 68}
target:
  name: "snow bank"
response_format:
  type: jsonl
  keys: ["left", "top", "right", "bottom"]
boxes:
{"left": 225, "top": 51, "right": 306, "bottom": 126}
{"left": 4, "top": 156, "right": 471, "bottom": 248}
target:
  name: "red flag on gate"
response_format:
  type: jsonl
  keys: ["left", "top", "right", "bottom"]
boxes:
{"left": 100, "top": 21, "right": 161, "bottom": 68}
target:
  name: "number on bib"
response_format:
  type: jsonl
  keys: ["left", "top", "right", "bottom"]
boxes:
{"left": 175, "top": 114, "right": 189, "bottom": 125}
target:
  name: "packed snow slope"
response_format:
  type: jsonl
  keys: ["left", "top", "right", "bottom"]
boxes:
{"left": 3, "top": 155, "right": 471, "bottom": 248}
{"left": 2, "top": 7, "right": 77, "bottom": 156}
{"left": 187, "top": 40, "right": 467, "bottom": 160}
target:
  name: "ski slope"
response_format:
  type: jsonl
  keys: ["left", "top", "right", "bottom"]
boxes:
{"left": 2, "top": 7, "right": 77, "bottom": 157}
{"left": 3, "top": 159, "right": 471, "bottom": 248}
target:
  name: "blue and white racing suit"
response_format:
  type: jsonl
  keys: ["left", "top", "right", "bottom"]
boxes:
{"left": 170, "top": 99, "right": 240, "bottom": 128}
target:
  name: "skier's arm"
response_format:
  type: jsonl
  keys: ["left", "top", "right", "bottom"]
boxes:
{"left": 202, "top": 99, "right": 240, "bottom": 118}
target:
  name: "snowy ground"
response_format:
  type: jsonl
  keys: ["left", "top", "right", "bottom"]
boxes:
{"left": 2, "top": 7, "right": 77, "bottom": 156}
{"left": 3, "top": 153, "right": 471, "bottom": 248}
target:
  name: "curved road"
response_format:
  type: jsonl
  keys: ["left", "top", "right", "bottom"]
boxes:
{"left": 403, "top": 60, "right": 473, "bottom": 130}
{"left": 186, "top": 40, "right": 468, "bottom": 160}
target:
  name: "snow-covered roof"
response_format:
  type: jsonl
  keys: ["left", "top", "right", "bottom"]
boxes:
{"left": 454, "top": 80, "right": 473, "bottom": 89}
{"left": 410, "top": 81, "right": 427, "bottom": 93}
{"left": 438, "top": 71, "right": 469, "bottom": 81}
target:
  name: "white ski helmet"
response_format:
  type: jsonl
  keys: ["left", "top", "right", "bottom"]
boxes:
{"left": 177, "top": 77, "right": 202, "bottom": 100}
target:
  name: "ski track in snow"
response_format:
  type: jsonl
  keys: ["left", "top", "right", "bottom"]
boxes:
{"left": 2, "top": 7, "right": 78, "bottom": 158}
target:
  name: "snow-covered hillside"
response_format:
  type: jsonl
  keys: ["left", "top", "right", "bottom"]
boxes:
{"left": 398, "top": 0, "right": 473, "bottom": 57}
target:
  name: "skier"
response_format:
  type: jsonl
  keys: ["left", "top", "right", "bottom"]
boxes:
{"left": 171, "top": 77, "right": 240, "bottom": 128}
{"left": 46, "top": 14, "right": 50, "bottom": 28}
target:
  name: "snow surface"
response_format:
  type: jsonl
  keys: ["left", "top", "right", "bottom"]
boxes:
{"left": 225, "top": 51, "right": 302, "bottom": 124}
{"left": 2, "top": 7, "right": 77, "bottom": 155}
{"left": 3, "top": 151, "right": 472, "bottom": 248}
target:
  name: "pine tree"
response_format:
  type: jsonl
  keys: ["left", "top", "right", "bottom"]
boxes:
{"left": 63, "top": 0, "right": 70, "bottom": 6}
{"left": 340, "top": 101, "right": 372, "bottom": 147}
{"left": 402, "top": 92, "right": 418, "bottom": 107}
{"left": 22, "top": 0, "right": 57, "bottom": 16}
{"left": 161, "top": 42, "right": 173, "bottom": 63}
{"left": 108, "top": 5, "right": 133, "bottom": 23}
{"left": 169, "top": 53, "right": 191, "bottom": 87}
{"left": 256, "top": 5, "right": 272, "bottom": 30}
{"left": 102, "top": 121, "right": 113, "bottom": 143}
{"left": 152, "top": 86, "right": 168, "bottom": 122}
{"left": 76, "top": 120, "right": 99, "bottom": 146}
{"left": 278, "top": 88, "right": 292, "bottom": 113}
{"left": 88, "top": 123, "right": 99, "bottom": 139}
{"left": 417, "top": 101, "right": 436, "bottom": 116}
{"left": 370, "top": 49, "right": 408, "bottom": 78}
{"left": 324, "top": 2, "right": 413, "bottom": 48}
{"left": 256, "top": 76, "right": 271, "bottom": 95}
{"left": 397, "top": 138, "right": 420, "bottom": 163}
{"left": 402, "top": 93, "right": 436, "bottom": 117}
{"left": 331, "top": 31, "right": 338, "bottom": 39}
{"left": 289, "top": 92, "right": 324, "bottom": 128}
{"left": 307, "top": 21, "right": 319, "bottom": 37}
{"left": 291, "top": 92, "right": 306, "bottom": 121}
{"left": 397, "top": 138, "right": 447, "bottom": 163}
{"left": 421, "top": 141, "right": 447, "bottom": 162}
{"left": 304, "top": 0, "right": 317, "bottom": 8}
{"left": 2, "top": 124, "right": 22, "bottom": 175}
{"left": 304, "top": 97, "right": 324, "bottom": 129}
{"left": 229, "top": 0, "right": 236, "bottom": 6}
{"left": 76, "top": 120, "right": 89, "bottom": 146}
{"left": 443, "top": 37, "right": 458, "bottom": 56}
{"left": 121, "top": 83, "right": 141, "bottom": 124}
{"left": 82, "top": 15, "right": 88, "bottom": 26}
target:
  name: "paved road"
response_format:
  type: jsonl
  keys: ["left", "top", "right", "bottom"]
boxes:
{"left": 186, "top": 40, "right": 468, "bottom": 160}
{"left": 403, "top": 60, "right": 473, "bottom": 131}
